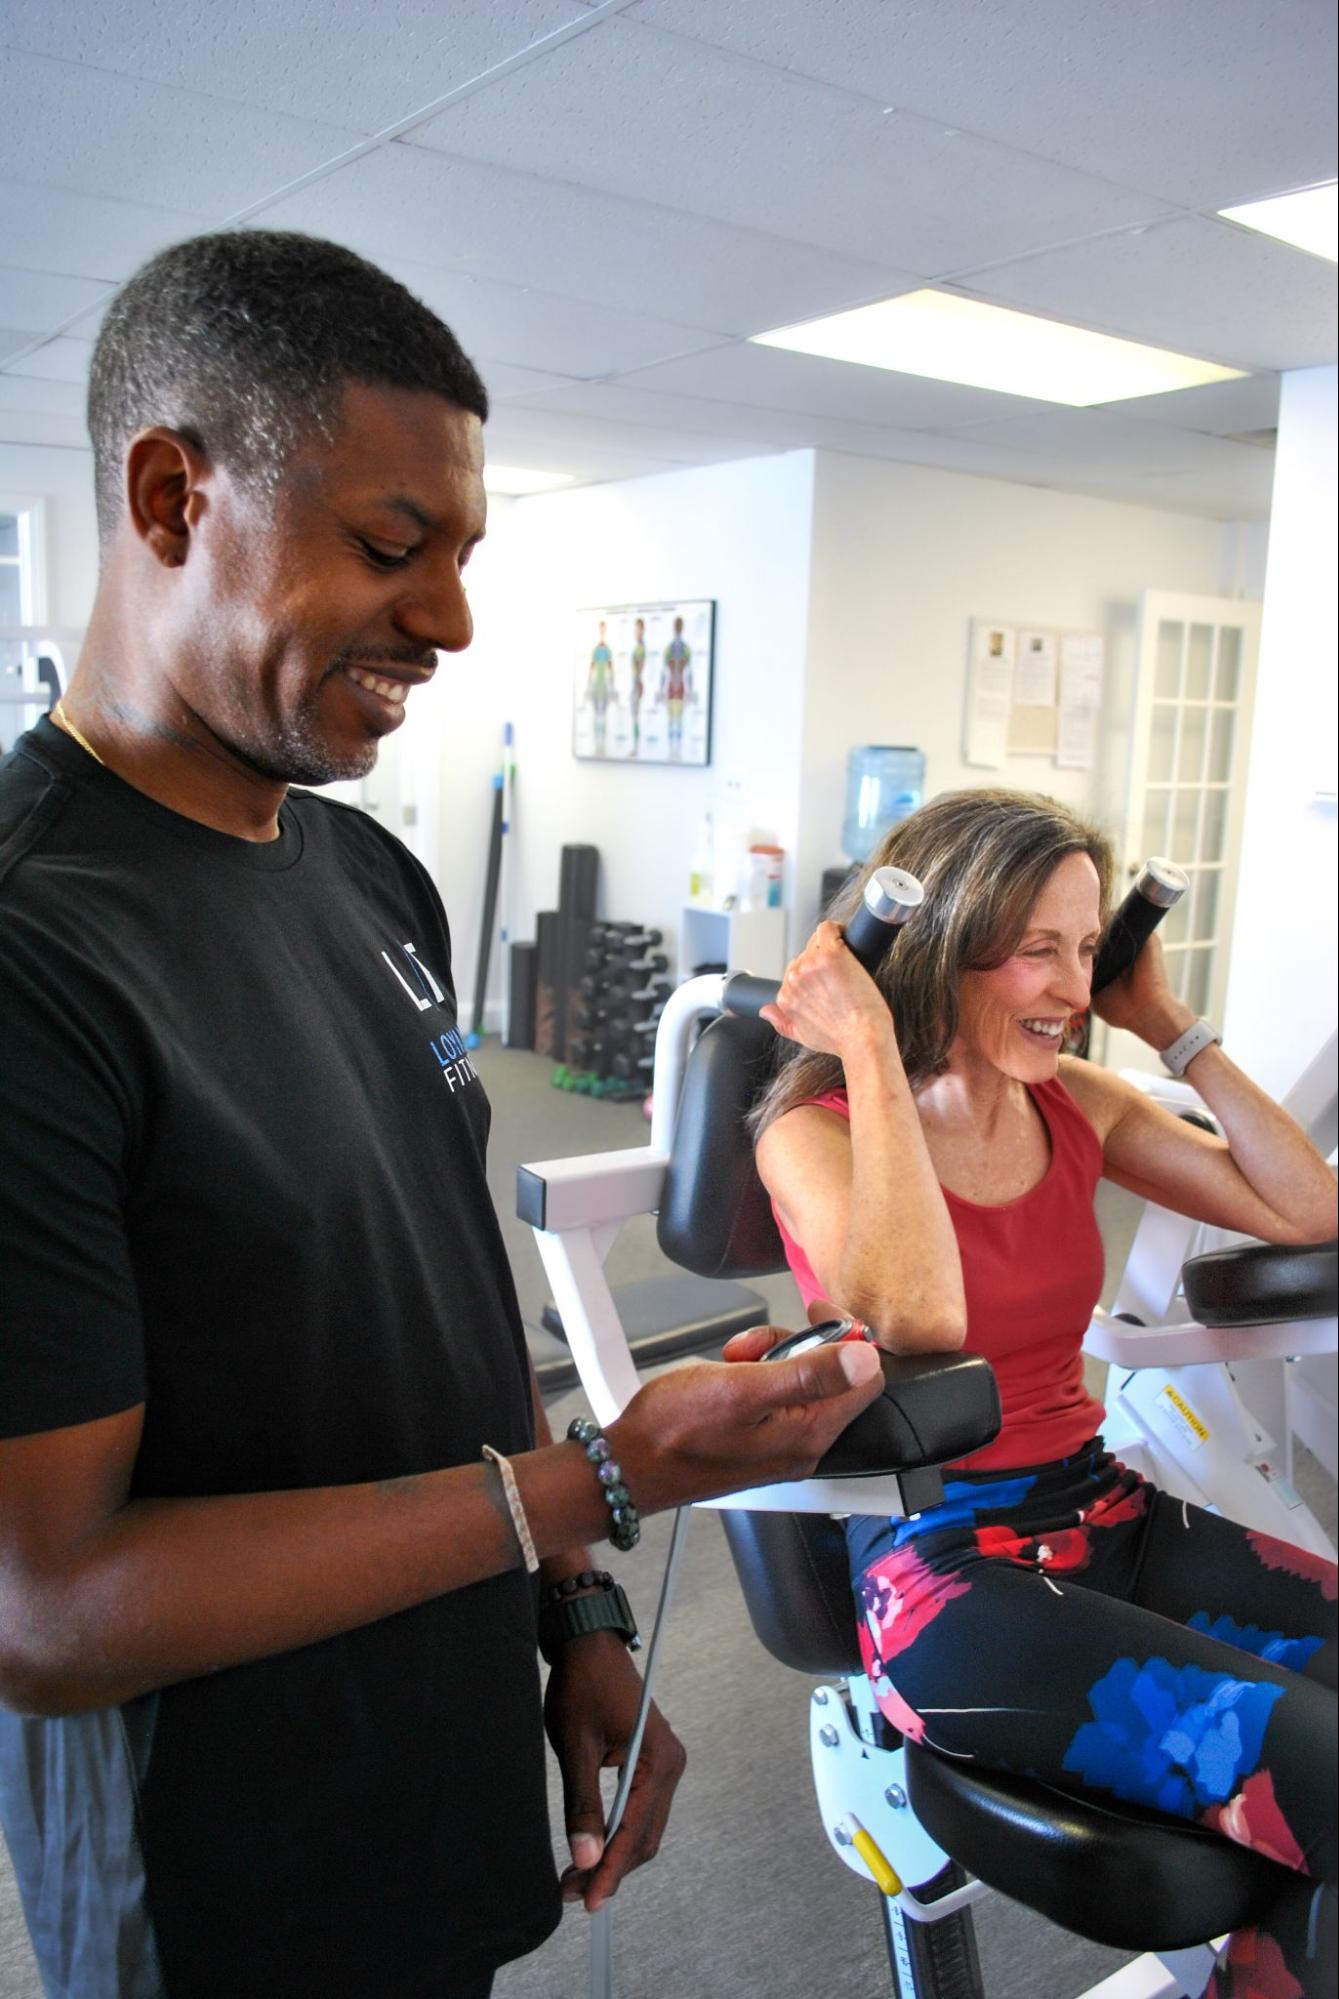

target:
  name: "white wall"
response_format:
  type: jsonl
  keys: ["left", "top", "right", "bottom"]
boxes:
{"left": 431, "top": 452, "right": 817, "bottom": 1008}
{"left": 1223, "top": 364, "right": 1338, "bottom": 1101}
{"left": 792, "top": 451, "right": 1233, "bottom": 939}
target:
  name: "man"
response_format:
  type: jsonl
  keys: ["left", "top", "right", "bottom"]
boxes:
{"left": 0, "top": 232, "right": 881, "bottom": 1999}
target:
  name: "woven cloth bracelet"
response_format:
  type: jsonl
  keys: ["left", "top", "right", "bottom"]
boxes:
{"left": 566, "top": 1417, "right": 641, "bottom": 1552}
{"left": 482, "top": 1444, "right": 540, "bottom": 1574}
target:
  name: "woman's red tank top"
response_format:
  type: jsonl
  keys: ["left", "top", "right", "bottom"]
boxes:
{"left": 771, "top": 1076, "right": 1107, "bottom": 1471}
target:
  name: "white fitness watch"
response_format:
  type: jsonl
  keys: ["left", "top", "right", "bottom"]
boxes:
{"left": 1159, "top": 1017, "right": 1222, "bottom": 1077}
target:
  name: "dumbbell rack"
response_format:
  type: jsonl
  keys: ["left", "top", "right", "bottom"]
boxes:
{"left": 555, "top": 923, "right": 673, "bottom": 1101}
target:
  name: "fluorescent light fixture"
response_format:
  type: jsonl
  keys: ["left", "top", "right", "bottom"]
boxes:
{"left": 1219, "top": 182, "right": 1337, "bottom": 262}
{"left": 751, "top": 289, "right": 1245, "bottom": 406}
{"left": 482, "top": 463, "right": 574, "bottom": 496}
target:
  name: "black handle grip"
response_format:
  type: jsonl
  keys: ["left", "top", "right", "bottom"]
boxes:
{"left": 721, "top": 971, "right": 782, "bottom": 1019}
{"left": 1091, "top": 857, "right": 1188, "bottom": 995}
{"left": 723, "top": 865, "right": 924, "bottom": 1020}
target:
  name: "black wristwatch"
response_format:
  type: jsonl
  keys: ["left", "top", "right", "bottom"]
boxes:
{"left": 537, "top": 1579, "right": 641, "bottom": 1665}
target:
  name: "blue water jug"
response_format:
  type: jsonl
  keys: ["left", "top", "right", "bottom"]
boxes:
{"left": 841, "top": 746, "right": 926, "bottom": 863}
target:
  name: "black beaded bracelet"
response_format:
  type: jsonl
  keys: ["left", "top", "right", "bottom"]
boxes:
{"left": 539, "top": 1568, "right": 615, "bottom": 1610}
{"left": 567, "top": 1416, "right": 641, "bottom": 1552}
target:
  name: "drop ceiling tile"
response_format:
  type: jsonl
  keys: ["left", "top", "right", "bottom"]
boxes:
{"left": 478, "top": 361, "right": 584, "bottom": 402}
{"left": 954, "top": 406, "right": 1274, "bottom": 478}
{"left": 405, "top": 17, "right": 1174, "bottom": 273}
{"left": 2, "top": 0, "right": 591, "bottom": 134}
{"left": 1100, "top": 458, "right": 1276, "bottom": 521}
{"left": 257, "top": 142, "right": 905, "bottom": 334}
{"left": 0, "top": 181, "right": 207, "bottom": 285}
{"left": 505, "top": 376, "right": 1090, "bottom": 475}
{"left": 0, "top": 406, "right": 90, "bottom": 449}
{"left": 608, "top": 340, "right": 1059, "bottom": 429}
{"left": 848, "top": 426, "right": 1273, "bottom": 520}
{"left": 0, "top": 372, "right": 89, "bottom": 417}
{"left": 0, "top": 328, "right": 36, "bottom": 366}
{"left": 482, "top": 398, "right": 778, "bottom": 468}
{"left": 6, "top": 337, "right": 95, "bottom": 383}
{"left": 0, "top": 267, "right": 115, "bottom": 335}
{"left": 376, "top": 260, "right": 721, "bottom": 379}
{"left": 0, "top": 51, "right": 360, "bottom": 217}
{"left": 1113, "top": 373, "right": 1281, "bottom": 437}
{"left": 631, "top": 0, "right": 1337, "bottom": 211}
{"left": 814, "top": 422, "right": 1131, "bottom": 489}
{"left": 499, "top": 378, "right": 832, "bottom": 451}
{"left": 480, "top": 424, "right": 687, "bottom": 487}
{"left": 472, "top": 370, "right": 1281, "bottom": 521}
{"left": 954, "top": 216, "right": 1337, "bottom": 373}
{"left": 491, "top": 379, "right": 1272, "bottom": 518}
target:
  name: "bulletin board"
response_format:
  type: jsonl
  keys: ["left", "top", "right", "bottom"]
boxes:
{"left": 963, "top": 619, "right": 1104, "bottom": 772}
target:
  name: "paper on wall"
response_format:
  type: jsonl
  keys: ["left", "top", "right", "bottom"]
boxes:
{"left": 1056, "top": 632, "right": 1104, "bottom": 770}
{"left": 964, "top": 621, "right": 1015, "bottom": 768}
{"left": 1014, "top": 630, "right": 1057, "bottom": 706}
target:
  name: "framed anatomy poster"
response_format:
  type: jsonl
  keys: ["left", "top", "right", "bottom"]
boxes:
{"left": 573, "top": 599, "right": 715, "bottom": 766}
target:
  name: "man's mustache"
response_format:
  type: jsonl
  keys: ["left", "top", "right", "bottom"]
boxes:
{"left": 329, "top": 645, "right": 438, "bottom": 676}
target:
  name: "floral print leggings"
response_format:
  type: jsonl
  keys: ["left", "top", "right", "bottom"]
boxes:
{"left": 847, "top": 1446, "right": 1337, "bottom": 1999}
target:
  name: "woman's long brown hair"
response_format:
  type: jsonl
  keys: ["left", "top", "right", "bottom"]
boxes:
{"left": 750, "top": 788, "right": 1115, "bottom": 1136}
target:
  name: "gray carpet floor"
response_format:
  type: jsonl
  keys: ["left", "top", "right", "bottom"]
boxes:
{"left": 2, "top": 1041, "right": 1333, "bottom": 1999}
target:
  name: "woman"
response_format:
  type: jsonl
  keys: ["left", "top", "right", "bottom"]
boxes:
{"left": 732, "top": 789, "right": 1336, "bottom": 1999}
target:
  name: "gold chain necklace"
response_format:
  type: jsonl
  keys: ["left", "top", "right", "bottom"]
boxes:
{"left": 52, "top": 700, "right": 106, "bottom": 767}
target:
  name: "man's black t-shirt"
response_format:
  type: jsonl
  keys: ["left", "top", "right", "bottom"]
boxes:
{"left": 0, "top": 719, "right": 561, "bottom": 1996}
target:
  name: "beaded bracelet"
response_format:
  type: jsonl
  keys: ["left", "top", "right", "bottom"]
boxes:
{"left": 567, "top": 1417, "right": 641, "bottom": 1552}
{"left": 540, "top": 1568, "right": 616, "bottom": 1610}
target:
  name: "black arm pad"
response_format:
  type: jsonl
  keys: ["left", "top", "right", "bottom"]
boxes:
{"left": 1182, "top": 1239, "right": 1338, "bottom": 1329}
{"left": 815, "top": 1348, "right": 1001, "bottom": 1478}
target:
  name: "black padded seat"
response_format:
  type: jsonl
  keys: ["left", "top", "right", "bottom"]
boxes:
{"left": 1183, "top": 1238, "right": 1338, "bottom": 1328}
{"left": 719, "top": 1510, "right": 862, "bottom": 1678}
{"left": 906, "top": 1745, "right": 1285, "bottom": 1951}
{"left": 726, "top": 1507, "right": 1286, "bottom": 1950}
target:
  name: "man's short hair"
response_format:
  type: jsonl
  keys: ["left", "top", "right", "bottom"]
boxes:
{"left": 88, "top": 230, "right": 489, "bottom": 542}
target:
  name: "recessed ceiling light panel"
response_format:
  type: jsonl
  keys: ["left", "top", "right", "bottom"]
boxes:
{"left": 751, "top": 290, "right": 1246, "bottom": 406}
{"left": 1219, "top": 182, "right": 1337, "bottom": 263}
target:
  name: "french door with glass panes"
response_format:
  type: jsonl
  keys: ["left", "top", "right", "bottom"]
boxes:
{"left": 1096, "top": 590, "right": 1262, "bottom": 1076}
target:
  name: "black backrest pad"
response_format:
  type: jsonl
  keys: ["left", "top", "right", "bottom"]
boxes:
{"left": 657, "top": 1013, "right": 787, "bottom": 1278}
{"left": 1183, "top": 1238, "right": 1338, "bottom": 1329}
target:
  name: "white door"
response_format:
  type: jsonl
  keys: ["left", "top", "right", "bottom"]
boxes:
{"left": 1097, "top": 590, "right": 1262, "bottom": 1075}
{"left": 319, "top": 733, "right": 403, "bottom": 835}
{"left": 313, "top": 694, "right": 442, "bottom": 877}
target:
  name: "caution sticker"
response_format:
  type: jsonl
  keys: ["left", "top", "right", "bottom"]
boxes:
{"left": 1158, "top": 1384, "right": 1210, "bottom": 1451}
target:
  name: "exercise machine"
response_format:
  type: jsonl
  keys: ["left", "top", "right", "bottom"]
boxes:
{"left": 1090, "top": 1036, "right": 1337, "bottom": 1553}
{"left": 517, "top": 884, "right": 1336, "bottom": 1999}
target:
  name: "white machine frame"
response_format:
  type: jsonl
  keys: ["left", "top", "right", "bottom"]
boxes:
{"left": 522, "top": 978, "right": 1336, "bottom": 1999}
